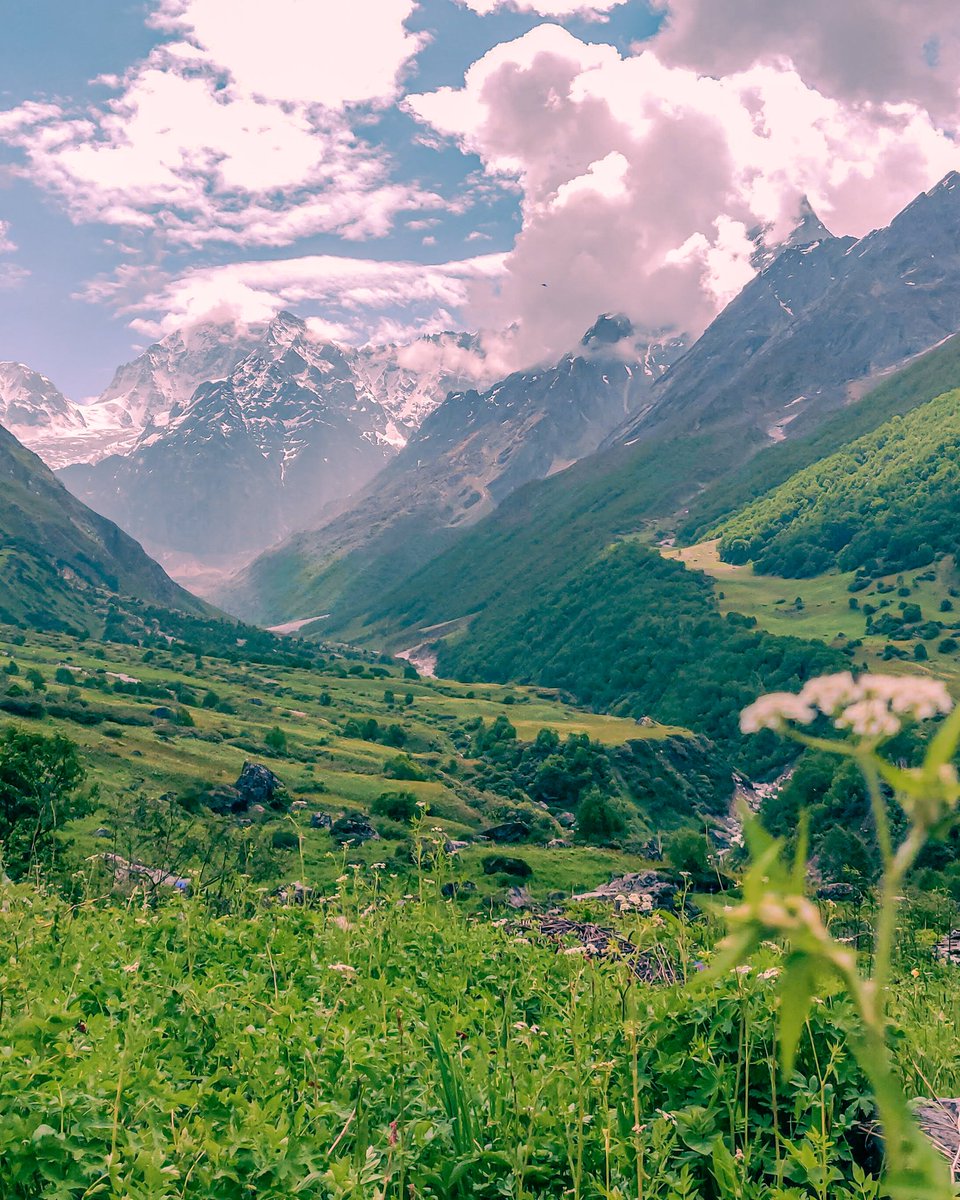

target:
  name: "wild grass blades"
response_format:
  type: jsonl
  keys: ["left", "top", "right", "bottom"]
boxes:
{"left": 730, "top": 671, "right": 960, "bottom": 1197}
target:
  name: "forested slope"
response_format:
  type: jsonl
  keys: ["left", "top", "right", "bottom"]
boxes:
{"left": 715, "top": 388, "right": 960, "bottom": 578}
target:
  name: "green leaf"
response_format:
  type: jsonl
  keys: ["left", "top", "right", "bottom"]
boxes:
{"left": 778, "top": 956, "right": 817, "bottom": 1075}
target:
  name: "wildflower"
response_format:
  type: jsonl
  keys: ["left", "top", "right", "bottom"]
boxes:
{"left": 733, "top": 964, "right": 752, "bottom": 976}
{"left": 122, "top": 961, "right": 140, "bottom": 973}
{"left": 332, "top": 915, "right": 353, "bottom": 931}
{"left": 798, "top": 672, "right": 860, "bottom": 714}
{"left": 328, "top": 963, "right": 356, "bottom": 974}
{"left": 911, "top": 968, "right": 920, "bottom": 978}
{"left": 740, "top": 692, "right": 815, "bottom": 733}
{"left": 758, "top": 967, "right": 781, "bottom": 981}
{"left": 561, "top": 946, "right": 587, "bottom": 955}
{"left": 371, "top": 862, "right": 387, "bottom": 870}
{"left": 835, "top": 698, "right": 902, "bottom": 739}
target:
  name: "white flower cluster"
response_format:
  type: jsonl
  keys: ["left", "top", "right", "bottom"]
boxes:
{"left": 740, "top": 672, "right": 953, "bottom": 739}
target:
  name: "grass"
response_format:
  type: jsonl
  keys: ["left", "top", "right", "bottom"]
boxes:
{"left": 665, "top": 541, "right": 960, "bottom": 680}
{"left": 0, "top": 623, "right": 687, "bottom": 899}
{"left": 2, "top": 874, "right": 959, "bottom": 1199}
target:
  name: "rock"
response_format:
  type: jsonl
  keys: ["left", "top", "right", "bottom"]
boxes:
{"left": 310, "top": 811, "right": 332, "bottom": 829}
{"left": 816, "top": 882, "right": 861, "bottom": 902}
{"left": 482, "top": 854, "right": 533, "bottom": 879}
{"left": 203, "top": 785, "right": 243, "bottom": 815}
{"left": 556, "top": 812, "right": 577, "bottom": 828}
{"left": 478, "top": 821, "right": 530, "bottom": 844}
{"left": 234, "top": 761, "right": 285, "bottom": 810}
{"left": 248, "top": 804, "right": 267, "bottom": 820}
{"left": 441, "top": 880, "right": 477, "bottom": 899}
{"left": 934, "top": 931, "right": 960, "bottom": 965}
{"left": 547, "top": 838, "right": 570, "bottom": 848}
{"left": 290, "top": 800, "right": 308, "bottom": 811}
{"left": 573, "top": 870, "right": 678, "bottom": 912}
{"left": 444, "top": 839, "right": 470, "bottom": 855}
{"left": 250, "top": 698, "right": 264, "bottom": 706}
{"left": 505, "top": 886, "right": 536, "bottom": 910}
{"left": 330, "top": 813, "right": 378, "bottom": 845}
{"left": 150, "top": 706, "right": 177, "bottom": 721}
{"left": 94, "top": 827, "right": 112, "bottom": 839}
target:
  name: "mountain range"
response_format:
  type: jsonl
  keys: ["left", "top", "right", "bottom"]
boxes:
{"left": 6, "top": 175, "right": 960, "bottom": 711}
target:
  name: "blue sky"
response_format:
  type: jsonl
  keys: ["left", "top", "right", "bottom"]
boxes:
{"left": 1, "top": 0, "right": 957, "bottom": 398}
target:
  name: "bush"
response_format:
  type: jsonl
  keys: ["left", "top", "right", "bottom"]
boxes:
{"left": 371, "top": 790, "right": 419, "bottom": 824}
{"left": 576, "top": 787, "right": 627, "bottom": 846}
{"left": 384, "top": 755, "right": 427, "bottom": 782}
{"left": 265, "top": 726, "right": 288, "bottom": 755}
{"left": 271, "top": 828, "right": 300, "bottom": 851}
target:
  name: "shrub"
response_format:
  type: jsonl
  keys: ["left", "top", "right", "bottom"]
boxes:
{"left": 371, "top": 791, "right": 419, "bottom": 823}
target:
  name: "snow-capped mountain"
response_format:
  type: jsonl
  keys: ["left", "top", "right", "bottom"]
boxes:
{"left": 218, "top": 316, "right": 687, "bottom": 623}
{"left": 59, "top": 313, "right": 491, "bottom": 573}
{"left": 0, "top": 363, "right": 89, "bottom": 469}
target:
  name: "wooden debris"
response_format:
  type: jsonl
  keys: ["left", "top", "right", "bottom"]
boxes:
{"left": 914, "top": 1097, "right": 960, "bottom": 1182}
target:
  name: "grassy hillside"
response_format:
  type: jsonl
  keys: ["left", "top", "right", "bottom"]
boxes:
{"left": 678, "top": 330, "right": 960, "bottom": 541}
{"left": 713, "top": 388, "right": 960, "bottom": 578}
{"left": 0, "top": 423, "right": 207, "bottom": 632}
{"left": 391, "top": 540, "right": 843, "bottom": 778}
{"left": 0, "top": 616, "right": 730, "bottom": 898}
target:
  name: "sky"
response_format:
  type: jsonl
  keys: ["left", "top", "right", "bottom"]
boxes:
{"left": 2, "top": 0, "right": 960, "bottom": 399}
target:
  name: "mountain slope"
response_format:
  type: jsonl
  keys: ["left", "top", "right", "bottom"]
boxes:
{"left": 60, "top": 315, "right": 488, "bottom": 574}
{"left": 612, "top": 173, "right": 960, "bottom": 452}
{"left": 0, "top": 363, "right": 89, "bottom": 469}
{"left": 218, "top": 319, "right": 685, "bottom": 623}
{"left": 714, "top": 387, "right": 960, "bottom": 578}
{"left": 0, "top": 422, "right": 207, "bottom": 632}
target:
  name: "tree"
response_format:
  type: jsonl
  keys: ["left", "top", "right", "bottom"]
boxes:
{"left": 576, "top": 787, "right": 626, "bottom": 845}
{"left": 25, "top": 668, "right": 45, "bottom": 693}
{"left": 667, "top": 829, "right": 713, "bottom": 887}
{"left": 0, "top": 728, "right": 87, "bottom": 879}
{"left": 371, "top": 791, "right": 418, "bottom": 823}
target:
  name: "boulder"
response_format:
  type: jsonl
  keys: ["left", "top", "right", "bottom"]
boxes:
{"left": 573, "top": 870, "right": 678, "bottom": 912}
{"left": 478, "top": 821, "right": 530, "bottom": 844}
{"left": 150, "top": 706, "right": 177, "bottom": 721}
{"left": 94, "top": 827, "right": 112, "bottom": 839}
{"left": 556, "top": 812, "right": 577, "bottom": 828}
{"left": 330, "top": 813, "right": 378, "bottom": 845}
{"left": 310, "top": 811, "right": 332, "bottom": 829}
{"left": 441, "top": 880, "right": 478, "bottom": 899}
{"left": 234, "top": 761, "right": 285, "bottom": 810}
{"left": 482, "top": 854, "right": 532, "bottom": 879}
{"left": 203, "top": 784, "right": 243, "bottom": 815}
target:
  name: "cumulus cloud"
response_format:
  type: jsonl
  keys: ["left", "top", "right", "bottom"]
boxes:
{"left": 408, "top": 22, "right": 960, "bottom": 365}
{"left": 0, "top": 221, "right": 16, "bottom": 254}
{"left": 151, "top": 0, "right": 424, "bottom": 108}
{"left": 0, "top": 1, "right": 434, "bottom": 250}
{"left": 88, "top": 251, "right": 505, "bottom": 343}
{"left": 652, "top": 0, "right": 960, "bottom": 122}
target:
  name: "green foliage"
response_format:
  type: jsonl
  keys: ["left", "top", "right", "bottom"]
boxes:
{"left": 370, "top": 790, "right": 419, "bottom": 823}
{"left": 576, "top": 786, "right": 627, "bottom": 845}
{"left": 0, "top": 726, "right": 87, "bottom": 878}
{"left": 0, "top": 880, "right": 896, "bottom": 1200}
{"left": 264, "top": 726, "right": 288, "bottom": 755}
{"left": 442, "top": 542, "right": 842, "bottom": 775}
{"left": 667, "top": 828, "right": 714, "bottom": 887}
{"left": 716, "top": 389, "right": 960, "bottom": 578}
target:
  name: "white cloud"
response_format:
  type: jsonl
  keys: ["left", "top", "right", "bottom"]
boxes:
{"left": 0, "top": 221, "right": 16, "bottom": 254}
{"left": 652, "top": 0, "right": 960, "bottom": 122}
{"left": 0, "top": 2, "right": 434, "bottom": 250}
{"left": 408, "top": 23, "right": 960, "bottom": 366}
{"left": 89, "top": 251, "right": 505, "bottom": 341}
{"left": 151, "top": 0, "right": 424, "bottom": 108}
